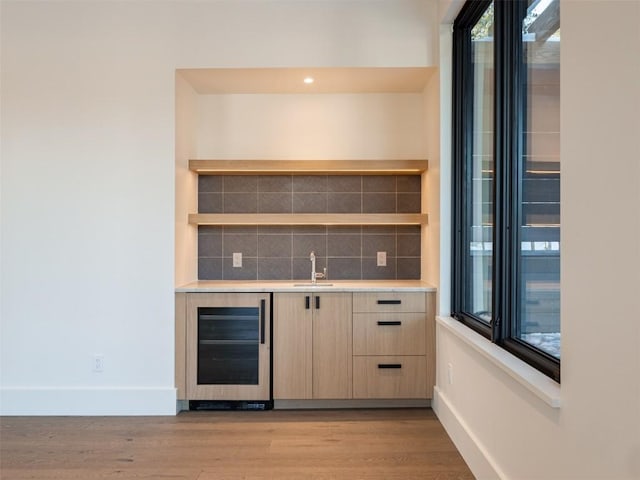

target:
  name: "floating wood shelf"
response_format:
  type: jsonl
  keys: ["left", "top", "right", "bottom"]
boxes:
{"left": 189, "top": 159, "right": 428, "bottom": 175}
{"left": 190, "top": 213, "right": 428, "bottom": 226}
{"left": 189, "top": 160, "right": 428, "bottom": 227}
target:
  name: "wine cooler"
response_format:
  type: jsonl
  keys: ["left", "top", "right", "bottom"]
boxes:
{"left": 186, "top": 293, "right": 271, "bottom": 405}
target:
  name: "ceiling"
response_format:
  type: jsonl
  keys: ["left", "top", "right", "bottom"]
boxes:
{"left": 177, "top": 67, "right": 436, "bottom": 94}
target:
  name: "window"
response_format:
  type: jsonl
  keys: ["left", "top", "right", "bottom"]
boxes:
{"left": 452, "top": 0, "right": 560, "bottom": 382}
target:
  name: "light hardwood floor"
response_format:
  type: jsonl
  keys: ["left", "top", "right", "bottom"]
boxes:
{"left": 0, "top": 408, "right": 474, "bottom": 479}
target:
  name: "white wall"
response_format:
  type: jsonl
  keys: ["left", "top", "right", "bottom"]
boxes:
{"left": 434, "top": 1, "right": 640, "bottom": 479}
{"left": 0, "top": 0, "right": 438, "bottom": 415}
{"left": 423, "top": 64, "right": 441, "bottom": 297}
{"left": 196, "top": 93, "right": 426, "bottom": 159}
{"left": 175, "top": 74, "right": 199, "bottom": 287}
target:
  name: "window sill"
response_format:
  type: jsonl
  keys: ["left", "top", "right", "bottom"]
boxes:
{"left": 436, "top": 316, "right": 561, "bottom": 408}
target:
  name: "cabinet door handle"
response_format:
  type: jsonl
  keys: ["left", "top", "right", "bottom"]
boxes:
{"left": 377, "top": 300, "right": 401, "bottom": 305}
{"left": 305, "top": 296, "right": 310, "bottom": 310}
{"left": 315, "top": 295, "right": 320, "bottom": 309}
{"left": 377, "top": 363, "right": 402, "bottom": 369}
{"left": 260, "top": 299, "right": 266, "bottom": 345}
{"left": 377, "top": 321, "right": 402, "bottom": 326}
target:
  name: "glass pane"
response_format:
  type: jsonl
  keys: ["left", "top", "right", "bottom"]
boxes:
{"left": 198, "top": 344, "right": 259, "bottom": 385}
{"left": 466, "top": 2, "right": 494, "bottom": 323}
{"left": 197, "top": 307, "right": 260, "bottom": 385}
{"left": 518, "top": 0, "right": 560, "bottom": 358}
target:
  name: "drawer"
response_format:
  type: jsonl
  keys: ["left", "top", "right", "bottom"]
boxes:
{"left": 353, "top": 313, "right": 426, "bottom": 355}
{"left": 353, "top": 292, "right": 425, "bottom": 313}
{"left": 353, "top": 356, "right": 427, "bottom": 399}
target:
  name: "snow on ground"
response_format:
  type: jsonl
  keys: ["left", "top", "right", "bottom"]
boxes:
{"left": 521, "top": 332, "right": 561, "bottom": 358}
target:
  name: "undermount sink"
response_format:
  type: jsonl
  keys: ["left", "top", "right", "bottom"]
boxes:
{"left": 293, "top": 283, "right": 334, "bottom": 287}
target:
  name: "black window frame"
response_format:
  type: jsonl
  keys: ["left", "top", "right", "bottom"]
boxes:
{"left": 452, "top": 0, "right": 561, "bottom": 383}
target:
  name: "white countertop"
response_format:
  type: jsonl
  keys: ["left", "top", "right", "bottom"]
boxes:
{"left": 176, "top": 280, "right": 436, "bottom": 293}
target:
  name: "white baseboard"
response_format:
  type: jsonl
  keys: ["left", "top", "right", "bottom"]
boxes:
{"left": 0, "top": 387, "right": 177, "bottom": 415}
{"left": 433, "top": 386, "right": 505, "bottom": 480}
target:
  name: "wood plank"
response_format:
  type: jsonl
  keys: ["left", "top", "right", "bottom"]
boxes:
{"left": 175, "top": 292, "right": 187, "bottom": 400}
{"left": 353, "top": 355, "right": 428, "bottom": 399}
{"left": 353, "top": 312, "right": 427, "bottom": 356}
{"left": 189, "top": 159, "right": 428, "bottom": 175}
{"left": 353, "top": 291, "right": 427, "bottom": 313}
{"left": 273, "top": 293, "right": 313, "bottom": 399}
{"left": 0, "top": 410, "right": 473, "bottom": 479}
{"left": 425, "top": 291, "right": 436, "bottom": 398}
{"left": 312, "top": 292, "right": 353, "bottom": 399}
{"left": 189, "top": 213, "right": 428, "bottom": 226}
{"left": 527, "top": 0, "right": 559, "bottom": 44}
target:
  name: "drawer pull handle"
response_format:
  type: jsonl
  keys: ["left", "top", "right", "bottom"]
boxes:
{"left": 305, "top": 296, "right": 310, "bottom": 309}
{"left": 378, "top": 363, "right": 402, "bottom": 369}
{"left": 377, "top": 321, "right": 402, "bottom": 326}
{"left": 377, "top": 300, "right": 401, "bottom": 305}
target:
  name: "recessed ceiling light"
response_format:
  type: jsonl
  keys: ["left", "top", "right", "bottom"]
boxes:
{"left": 303, "top": 77, "right": 314, "bottom": 84}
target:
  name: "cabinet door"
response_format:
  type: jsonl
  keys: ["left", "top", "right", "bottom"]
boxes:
{"left": 312, "top": 292, "right": 353, "bottom": 399}
{"left": 273, "top": 293, "right": 313, "bottom": 399}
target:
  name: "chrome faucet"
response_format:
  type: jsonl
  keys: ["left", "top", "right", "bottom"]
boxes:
{"left": 309, "top": 251, "right": 327, "bottom": 284}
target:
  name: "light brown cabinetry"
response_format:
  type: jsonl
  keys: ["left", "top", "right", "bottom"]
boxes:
{"left": 353, "top": 312, "right": 426, "bottom": 356}
{"left": 177, "top": 288, "right": 436, "bottom": 405}
{"left": 352, "top": 291, "right": 434, "bottom": 399}
{"left": 273, "top": 292, "right": 352, "bottom": 400}
{"left": 353, "top": 356, "right": 427, "bottom": 398}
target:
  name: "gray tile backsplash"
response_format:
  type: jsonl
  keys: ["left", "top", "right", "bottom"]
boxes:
{"left": 397, "top": 175, "right": 421, "bottom": 192}
{"left": 363, "top": 234, "right": 396, "bottom": 257}
{"left": 223, "top": 257, "right": 257, "bottom": 280}
{"left": 198, "top": 193, "right": 223, "bottom": 213}
{"left": 363, "top": 257, "right": 398, "bottom": 280}
{"left": 327, "top": 257, "right": 362, "bottom": 280}
{"left": 293, "top": 175, "right": 327, "bottom": 192}
{"left": 198, "top": 175, "right": 222, "bottom": 193}
{"left": 363, "top": 175, "right": 396, "bottom": 192}
{"left": 258, "top": 258, "right": 292, "bottom": 280}
{"left": 258, "top": 193, "right": 292, "bottom": 213}
{"left": 328, "top": 193, "right": 361, "bottom": 213}
{"left": 363, "top": 193, "right": 396, "bottom": 213}
{"left": 258, "top": 234, "right": 292, "bottom": 258}
{"left": 293, "top": 193, "right": 327, "bottom": 213}
{"left": 327, "top": 233, "right": 362, "bottom": 257}
{"left": 199, "top": 174, "right": 421, "bottom": 215}
{"left": 224, "top": 175, "right": 257, "bottom": 192}
{"left": 328, "top": 175, "right": 361, "bottom": 192}
{"left": 197, "top": 174, "right": 422, "bottom": 280}
{"left": 293, "top": 233, "right": 327, "bottom": 257}
{"left": 222, "top": 232, "right": 258, "bottom": 257}
{"left": 223, "top": 193, "right": 258, "bottom": 213}
{"left": 258, "top": 175, "right": 292, "bottom": 192}
{"left": 397, "top": 193, "right": 421, "bottom": 213}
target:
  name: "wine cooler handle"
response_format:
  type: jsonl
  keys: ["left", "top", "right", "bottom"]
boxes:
{"left": 260, "top": 299, "right": 266, "bottom": 344}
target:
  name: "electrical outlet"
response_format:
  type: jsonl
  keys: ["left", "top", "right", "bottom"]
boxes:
{"left": 447, "top": 363, "right": 453, "bottom": 385}
{"left": 377, "top": 251, "right": 387, "bottom": 267}
{"left": 93, "top": 354, "right": 104, "bottom": 373}
{"left": 233, "top": 252, "right": 242, "bottom": 268}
